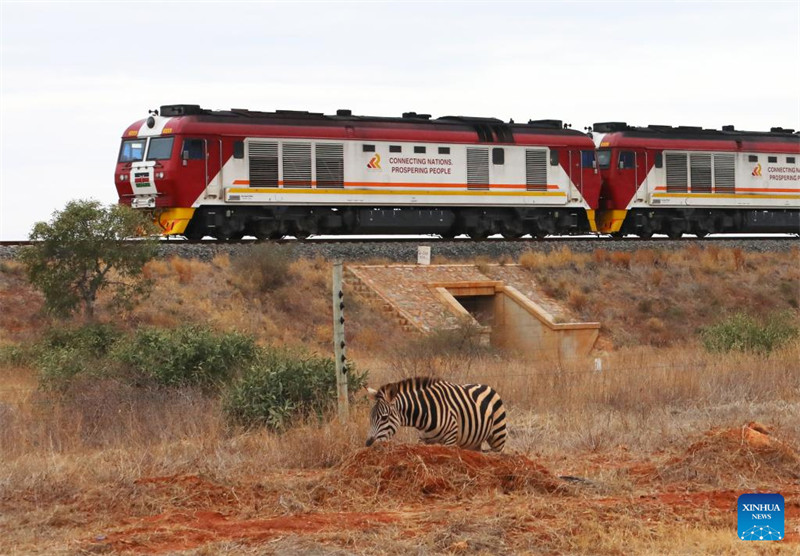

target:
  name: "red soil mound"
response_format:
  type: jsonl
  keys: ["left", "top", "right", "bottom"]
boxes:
{"left": 332, "top": 444, "right": 563, "bottom": 500}
{"left": 660, "top": 423, "right": 800, "bottom": 487}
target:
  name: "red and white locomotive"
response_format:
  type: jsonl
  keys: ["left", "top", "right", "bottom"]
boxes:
{"left": 114, "top": 105, "right": 601, "bottom": 239}
{"left": 114, "top": 105, "right": 800, "bottom": 239}
{"left": 592, "top": 122, "right": 800, "bottom": 237}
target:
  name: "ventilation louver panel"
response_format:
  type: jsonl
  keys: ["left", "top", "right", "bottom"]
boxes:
{"left": 467, "top": 148, "right": 489, "bottom": 190}
{"left": 690, "top": 153, "right": 712, "bottom": 193}
{"left": 282, "top": 142, "right": 312, "bottom": 188}
{"left": 248, "top": 141, "right": 278, "bottom": 187}
{"left": 713, "top": 154, "right": 735, "bottom": 193}
{"left": 525, "top": 149, "right": 548, "bottom": 191}
{"left": 315, "top": 143, "right": 344, "bottom": 188}
{"left": 665, "top": 153, "right": 688, "bottom": 193}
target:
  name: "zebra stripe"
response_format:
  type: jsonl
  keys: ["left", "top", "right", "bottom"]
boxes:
{"left": 365, "top": 377, "right": 507, "bottom": 452}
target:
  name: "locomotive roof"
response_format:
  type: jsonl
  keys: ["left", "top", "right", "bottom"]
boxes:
{"left": 157, "top": 104, "right": 591, "bottom": 141}
{"left": 593, "top": 121, "right": 799, "bottom": 143}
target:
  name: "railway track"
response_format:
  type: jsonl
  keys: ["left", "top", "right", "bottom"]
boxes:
{"left": 3, "top": 235, "right": 796, "bottom": 264}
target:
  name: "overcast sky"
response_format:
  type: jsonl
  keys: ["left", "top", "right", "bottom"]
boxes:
{"left": 1, "top": 1, "right": 798, "bottom": 239}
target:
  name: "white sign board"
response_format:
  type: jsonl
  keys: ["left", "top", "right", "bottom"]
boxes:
{"left": 417, "top": 246, "right": 431, "bottom": 265}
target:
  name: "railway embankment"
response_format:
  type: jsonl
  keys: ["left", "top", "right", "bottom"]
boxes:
{"left": 1, "top": 237, "right": 796, "bottom": 261}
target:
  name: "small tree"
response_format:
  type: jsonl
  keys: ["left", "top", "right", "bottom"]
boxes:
{"left": 19, "top": 200, "right": 159, "bottom": 319}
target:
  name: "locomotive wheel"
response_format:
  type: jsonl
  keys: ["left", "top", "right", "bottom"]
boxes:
{"left": 215, "top": 230, "right": 244, "bottom": 241}
{"left": 184, "top": 229, "right": 206, "bottom": 241}
{"left": 467, "top": 218, "right": 491, "bottom": 239}
{"left": 638, "top": 231, "right": 653, "bottom": 239}
{"left": 214, "top": 223, "right": 243, "bottom": 241}
{"left": 252, "top": 220, "right": 278, "bottom": 240}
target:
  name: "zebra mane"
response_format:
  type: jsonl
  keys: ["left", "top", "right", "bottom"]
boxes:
{"left": 380, "top": 376, "right": 442, "bottom": 397}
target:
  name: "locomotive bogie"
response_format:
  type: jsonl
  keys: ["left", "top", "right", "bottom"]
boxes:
{"left": 615, "top": 208, "right": 799, "bottom": 239}
{"left": 180, "top": 205, "right": 590, "bottom": 240}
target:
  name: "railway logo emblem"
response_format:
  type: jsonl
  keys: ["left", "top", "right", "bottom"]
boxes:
{"left": 752, "top": 163, "right": 762, "bottom": 177}
{"left": 738, "top": 493, "right": 784, "bottom": 541}
{"left": 367, "top": 153, "right": 382, "bottom": 170}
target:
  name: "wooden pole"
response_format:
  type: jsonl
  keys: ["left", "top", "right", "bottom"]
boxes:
{"left": 332, "top": 261, "right": 348, "bottom": 423}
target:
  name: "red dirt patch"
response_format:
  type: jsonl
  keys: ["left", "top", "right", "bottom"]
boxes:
{"left": 333, "top": 443, "right": 564, "bottom": 500}
{"left": 96, "top": 509, "right": 399, "bottom": 554}
{"left": 66, "top": 431, "right": 798, "bottom": 554}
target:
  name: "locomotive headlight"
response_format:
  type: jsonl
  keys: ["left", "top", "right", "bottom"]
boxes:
{"left": 156, "top": 171, "right": 165, "bottom": 179}
{"left": 119, "top": 174, "right": 127, "bottom": 181}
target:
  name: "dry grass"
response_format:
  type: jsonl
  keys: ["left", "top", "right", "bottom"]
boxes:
{"left": 2, "top": 341, "right": 800, "bottom": 554}
{"left": 518, "top": 245, "right": 800, "bottom": 347}
{"left": 2, "top": 246, "right": 800, "bottom": 554}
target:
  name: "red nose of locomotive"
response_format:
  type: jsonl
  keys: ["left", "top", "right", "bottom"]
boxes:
{"left": 115, "top": 109, "right": 195, "bottom": 235}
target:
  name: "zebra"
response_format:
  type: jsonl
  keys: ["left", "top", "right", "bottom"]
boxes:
{"left": 365, "top": 377, "right": 507, "bottom": 452}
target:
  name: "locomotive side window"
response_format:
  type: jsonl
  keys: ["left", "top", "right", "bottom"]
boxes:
{"left": 119, "top": 139, "right": 145, "bottom": 162}
{"left": 146, "top": 137, "right": 174, "bottom": 160}
{"left": 748, "top": 155, "right": 758, "bottom": 162}
{"left": 390, "top": 145, "right": 402, "bottom": 153}
{"left": 596, "top": 149, "right": 611, "bottom": 169}
{"left": 438, "top": 147, "right": 450, "bottom": 155}
{"left": 414, "top": 146, "right": 426, "bottom": 154}
{"left": 550, "top": 150, "right": 559, "bottom": 166}
{"left": 363, "top": 144, "right": 375, "bottom": 152}
{"left": 654, "top": 153, "right": 663, "bottom": 168}
{"left": 788, "top": 157, "right": 796, "bottom": 164}
{"left": 492, "top": 148, "right": 505, "bottom": 165}
{"left": 768, "top": 156, "right": 777, "bottom": 163}
{"left": 182, "top": 139, "right": 205, "bottom": 160}
{"left": 618, "top": 151, "right": 635, "bottom": 169}
{"left": 581, "top": 150, "right": 595, "bottom": 168}
{"left": 233, "top": 141, "right": 244, "bottom": 159}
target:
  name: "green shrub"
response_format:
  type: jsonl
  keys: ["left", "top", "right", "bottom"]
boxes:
{"left": 224, "top": 348, "right": 368, "bottom": 430}
{"left": 113, "top": 326, "right": 259, "bottom": 388}
{"left": 0, "top": 343, "right": 36, "bottom": 366}
{"left": 37, "top": 345, "right": 97, "bottom": 389}
{"left": 41, "top": 322, "right": 123, "bottom": 358}
{"left": 700, "top": 312, "right": 798, "bottom": 355}
{"left": 34, "top": 323, "right": 124, "bottom": 389}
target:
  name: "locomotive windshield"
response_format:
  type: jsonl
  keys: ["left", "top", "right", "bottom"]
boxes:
{"left": 119, "top": 138, "right": 145, "bottom": 162}
{"left": 597, "top": 149, "right": 611, "bottom": 169}
{"left": 147, "top": 137, "right": 175, "bottom": 160}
